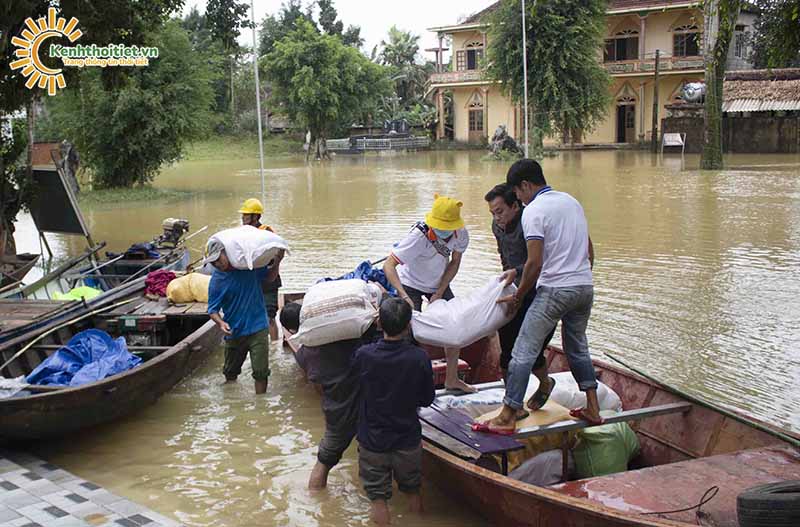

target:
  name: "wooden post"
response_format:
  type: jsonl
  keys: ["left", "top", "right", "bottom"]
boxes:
{"left": 651, "top": 49, "right": 660, "bottom": 153}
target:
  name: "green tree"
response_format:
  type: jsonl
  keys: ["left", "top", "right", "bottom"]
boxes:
{"left": 1, "top": 0, "right": 184, "bottom": 251}
{"left": 750, "top": 0, "right": 800, "bottom": 68}
{"left": 263, "top": 20, "right": 390, "bottom": 160}
{"left": 700, "top": 0, "right": 743, "bottom": 169}
{"left": 379, "top": 26, "right": 430, "bottom": 110}
{"left": 205, "top": 0, "right": 251, "bottom": 117}
{"left": 259, "top": 0, "right": 315, "bottom": 57}
{"left": 317, "top": 0, "right": 363, "bottom": 48}
{"left": 45, "top": 21, "right": 215, "bottom": 187}
{"left": 486, "top": 0, "right": 611, "bottom": 154}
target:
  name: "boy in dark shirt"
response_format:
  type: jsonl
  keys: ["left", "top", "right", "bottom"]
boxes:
{"left": 353, "top": 297, "right": 434, "bottom": 525}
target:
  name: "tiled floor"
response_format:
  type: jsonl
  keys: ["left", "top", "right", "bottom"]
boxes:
{"left": 0, "top": 450, "right": 182, "bottom": 527}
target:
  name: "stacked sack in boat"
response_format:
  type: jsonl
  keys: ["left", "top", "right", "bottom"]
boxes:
{"left": 289, "top": 279, "right": 383, "bottom": 347}
{"left": 411, "top": 276, "right": 517, "bottom": 348}
{"left": 167, "top": 273, "right": 212, "bottom": 303}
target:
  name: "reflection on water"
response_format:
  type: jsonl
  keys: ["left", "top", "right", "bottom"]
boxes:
{"left": 17, "top": 149, "right": 800, "bottom": 526}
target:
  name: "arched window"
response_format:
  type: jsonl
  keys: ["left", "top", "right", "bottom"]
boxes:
{"left": 467, "top": 91, "right": 484, "bottom": 132}
{"left": 604, "top": 29, "right": 639, "bottom": 62}
{"left": 456, "top": 40, "right": 484, "bottom": 71}
{"left": 673, "top": 24, "right": 701, "bottom": 57}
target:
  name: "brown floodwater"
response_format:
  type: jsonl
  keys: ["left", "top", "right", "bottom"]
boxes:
{"left": 12, "top": 148, "right": 800, "bottom": 526}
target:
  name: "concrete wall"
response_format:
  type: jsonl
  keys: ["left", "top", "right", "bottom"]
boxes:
{"left": 662, "top": 115, "right": 800, "bottom": 153}
{"left": 726, "top": 11, "right": 757, "bottom": 71}
{"left": 451, "top": 85, "right": 521, "bottom": 144}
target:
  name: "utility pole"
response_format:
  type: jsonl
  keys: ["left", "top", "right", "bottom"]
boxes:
{"left": 651, "top": 49, "right": 660, "bottom": 153}
{"left": 521, "top": 0, "right": 530, "bottom": 157}
{"left": 251, "top": 0, "right": 266, "bottom": 206}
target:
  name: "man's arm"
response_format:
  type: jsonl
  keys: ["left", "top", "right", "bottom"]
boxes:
{"left": 264, "top": 249, "right": 285, "bottom": 283}
{"left": 209, "top": 312, "right": 232, "bottom": 336}
{"left": 588, "top": 236, "right": 594, "bottom": 269}
{"left": 430, "top": 250, "right": 462, "bottom": 303}
{"left": 498, "top": 239, "right": 543, "bottom": 307}
{"left": 384, "top": 256, "right": 414, "bottom": 307}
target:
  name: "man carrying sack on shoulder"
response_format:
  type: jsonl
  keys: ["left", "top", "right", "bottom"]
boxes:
{"left": 383, "top": 194, "right": 474, "bottom": 393}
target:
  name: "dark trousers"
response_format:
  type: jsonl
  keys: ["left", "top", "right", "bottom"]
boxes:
{"left": 403, "top": 284, "right": 454, "bottom": 312}
{"left": 498, "top": 292, "right": 555, "bottom": 372}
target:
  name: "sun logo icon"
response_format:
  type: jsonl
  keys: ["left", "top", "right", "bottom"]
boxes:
{"left": 10, "top": 7, "right": 82, "bottom": 96}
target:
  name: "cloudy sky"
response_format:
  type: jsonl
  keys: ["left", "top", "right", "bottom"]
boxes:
{"left": 184, "top": 0, "right": 494, "bottom": 60}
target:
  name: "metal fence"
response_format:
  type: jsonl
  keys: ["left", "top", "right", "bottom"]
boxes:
{"left": 325, "top": 136, "right": 431, "bottom": 152}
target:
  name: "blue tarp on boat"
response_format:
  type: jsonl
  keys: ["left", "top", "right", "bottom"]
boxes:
{"left": 321, "top": 260, "right": 397, "bottom": 296}
{"left": 26, "top": 329, "right": 142, "bottom": 387}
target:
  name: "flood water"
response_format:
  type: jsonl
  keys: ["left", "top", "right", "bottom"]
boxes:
{"left": 13, "top": 148, "right": 800, "bottom": 526}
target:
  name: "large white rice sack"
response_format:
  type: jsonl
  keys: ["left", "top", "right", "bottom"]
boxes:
{"left": 208, "top": 225, "right": 289, "bottom": 270}
{"left": 289, "top": 279, "right": 381, "bottom": 347}
{"left": 411, "top": 277, "right": 517, "bottom": 349}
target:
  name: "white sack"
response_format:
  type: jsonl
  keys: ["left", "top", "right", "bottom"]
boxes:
{"left": 411, "top": 277, "right": 516, "bottom": 349}
{"left": 208, "top": 226, "right": 289, "bottom": 270}
{"left": 288, "top": 279, "right": 380, "bottom": 347}
{"left": 437, "top": 372, "right": 623, "bottom": 413}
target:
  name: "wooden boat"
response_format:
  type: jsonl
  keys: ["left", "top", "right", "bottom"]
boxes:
{"left": 0, "top": 253, "right": 40, "bottom": 291}
{"left": 0, "top": 287, "right": 221, "bottom": 440}
{"left": 421, "top": 347, "right": 800, "bottom": 527}
{"left": 278, "top": 292, "right": 800, "bottom": 527}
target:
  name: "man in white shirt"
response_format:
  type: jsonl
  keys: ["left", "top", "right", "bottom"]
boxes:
{"left": 383, "top": 194, "right": 474, "bottom": 393}
{"left": 483, "top": 159, "right": 601, "bottom": 433}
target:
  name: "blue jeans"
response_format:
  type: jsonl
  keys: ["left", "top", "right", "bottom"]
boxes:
{"left": 503, "top": 285, "right": 597, "bottom": 410}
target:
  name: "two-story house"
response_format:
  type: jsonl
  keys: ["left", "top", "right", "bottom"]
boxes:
{"left": 427, "top": 0, "right": 756, "bottom": 145}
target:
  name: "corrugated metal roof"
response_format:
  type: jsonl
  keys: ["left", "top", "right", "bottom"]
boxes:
{"left": 723, "top": 99, "right": 800, "bottom": 112}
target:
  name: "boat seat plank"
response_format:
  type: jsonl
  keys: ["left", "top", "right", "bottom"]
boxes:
{"left": 185, "top": 302, "right": 210, "bottom": 315}
{"left": 513, "top": 402, "right": 692, "bottom": 440}
{"left": 162, "top": 303, "right": 191, "bottom": 315}
{"left": 132, "top": 300, "right": 167, "bottom": 315}
{"left": 421, "top": 421, "right": 481, "bottom": 461}
{"left": 419, "top": 406, "right": 524, "bottom": 456}
{"left": 551, "top": 445, "right": 800, "bottom": 527}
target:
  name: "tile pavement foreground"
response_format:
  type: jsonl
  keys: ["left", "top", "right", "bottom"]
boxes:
{"left": 0, "top": 450, "right": 182, "bottom": 527}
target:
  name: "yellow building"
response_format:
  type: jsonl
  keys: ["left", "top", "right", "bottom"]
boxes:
{"left": 427, "top": 1, "right": 756, "bottom": 145}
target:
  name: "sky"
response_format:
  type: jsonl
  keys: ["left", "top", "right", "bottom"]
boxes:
{"left": 183, "top": 0, "right": 494, "bottom": 61}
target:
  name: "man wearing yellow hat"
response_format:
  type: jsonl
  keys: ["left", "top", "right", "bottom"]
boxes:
{"left": 383, "top": 194, "right": 475, "bottom": 393}
{"left": 239, "top": 198, "right": 283, "bottom": 341}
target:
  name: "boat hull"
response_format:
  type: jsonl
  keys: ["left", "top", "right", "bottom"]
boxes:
{"left": 0, "top": 320, "right": 221, "bottom": 440}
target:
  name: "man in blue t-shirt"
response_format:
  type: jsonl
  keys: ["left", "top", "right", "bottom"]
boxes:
{"left": 353, "top": 297, "right": 434, "bottom": 525}
{"left": 205, "top": 239, "right": 281, "bottom": 394}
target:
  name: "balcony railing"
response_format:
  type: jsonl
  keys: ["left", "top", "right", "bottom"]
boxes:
{"left": 429, "top": 69, "right": 486, "bottom": 84}
{"left": 604, "top": 56, "right": 704, "bottom": 75}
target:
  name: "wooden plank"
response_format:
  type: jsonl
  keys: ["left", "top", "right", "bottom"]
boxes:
{"left": 422, "top": 421, "right": 481, "bottom": 461}
{"left": 419, "top": 406, "right": 524, "bottom": 456}
{"left": 163, "top": 304, "right": 192, "bottom": 315}
{"left": 132, "top": 300, "right": 163, "bottom": 315}
{"left": 514, "top": 402, "right": 692, "bottom": 440}
{"left": 185, "top": 302, "right": 209, "bottom": 315}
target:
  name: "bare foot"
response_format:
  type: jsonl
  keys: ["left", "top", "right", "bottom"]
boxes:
{"left": 370, "top": 499, "right": 390, "bottom": 525}
{"left": 254, "top": 380, "right": 268, "bottom": 394}
{"left": 485, "top": 405, "right": 517, "bottom": 432}
{"left": 308, "top": 461, "right": 329, "bottom": 490}
{"left": 407, "top": 491, "right": 423, "bottom": 514}
{"left": 444, "top": 378, "right": 477, "bottom": 394}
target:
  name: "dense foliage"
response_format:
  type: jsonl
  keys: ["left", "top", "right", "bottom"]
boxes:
{"left": 263, "top": 20, "right": 391, "bottom": 159}
{"left": 486, "top": 0, "right": 611, "bottom": 154}
{"left": 750, "top": 0, "right": 800, "bottom": 68}
{"left": 41, "top": 21, "right": 215, "bottom": 187}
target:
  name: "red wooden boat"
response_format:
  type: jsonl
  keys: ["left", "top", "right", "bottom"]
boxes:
{"left": 279, "top": 292, "right": 800, "bottom": 526}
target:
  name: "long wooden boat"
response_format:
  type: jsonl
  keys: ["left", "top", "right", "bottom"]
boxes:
{"left": 0, "top": 290, "right": 221, "bottom": 440}
{"left": 422, "top": 347, "right": 800, "bottom": 527}
{"left": 278, "top": 292, "right": 800, "bottom": 527}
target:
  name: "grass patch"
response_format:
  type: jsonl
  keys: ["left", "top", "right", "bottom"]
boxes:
{"left": 78, "top": 186, "right": 194, "bottom": 206}
{"left": 183, "top": 133, "right": 304, "bottom": 161}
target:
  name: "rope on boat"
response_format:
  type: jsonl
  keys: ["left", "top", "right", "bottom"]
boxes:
{"left": 640, "top": 485, "right": 719, "bottom": 524}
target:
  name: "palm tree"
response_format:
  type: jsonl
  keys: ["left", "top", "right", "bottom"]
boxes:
{"left": 379, "top": 26, "right": 430, "bottom": 109}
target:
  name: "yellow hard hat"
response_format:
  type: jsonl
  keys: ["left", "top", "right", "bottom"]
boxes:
{"left": 425, "top": 193, "right": 465, "bottom": 231}
{"left": 238, "top": 198, "right": 264, "bottom": 215}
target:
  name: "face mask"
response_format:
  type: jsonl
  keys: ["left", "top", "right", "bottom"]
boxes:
{"left": 433, "top": 228, "right": 454, "bottom": 240}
